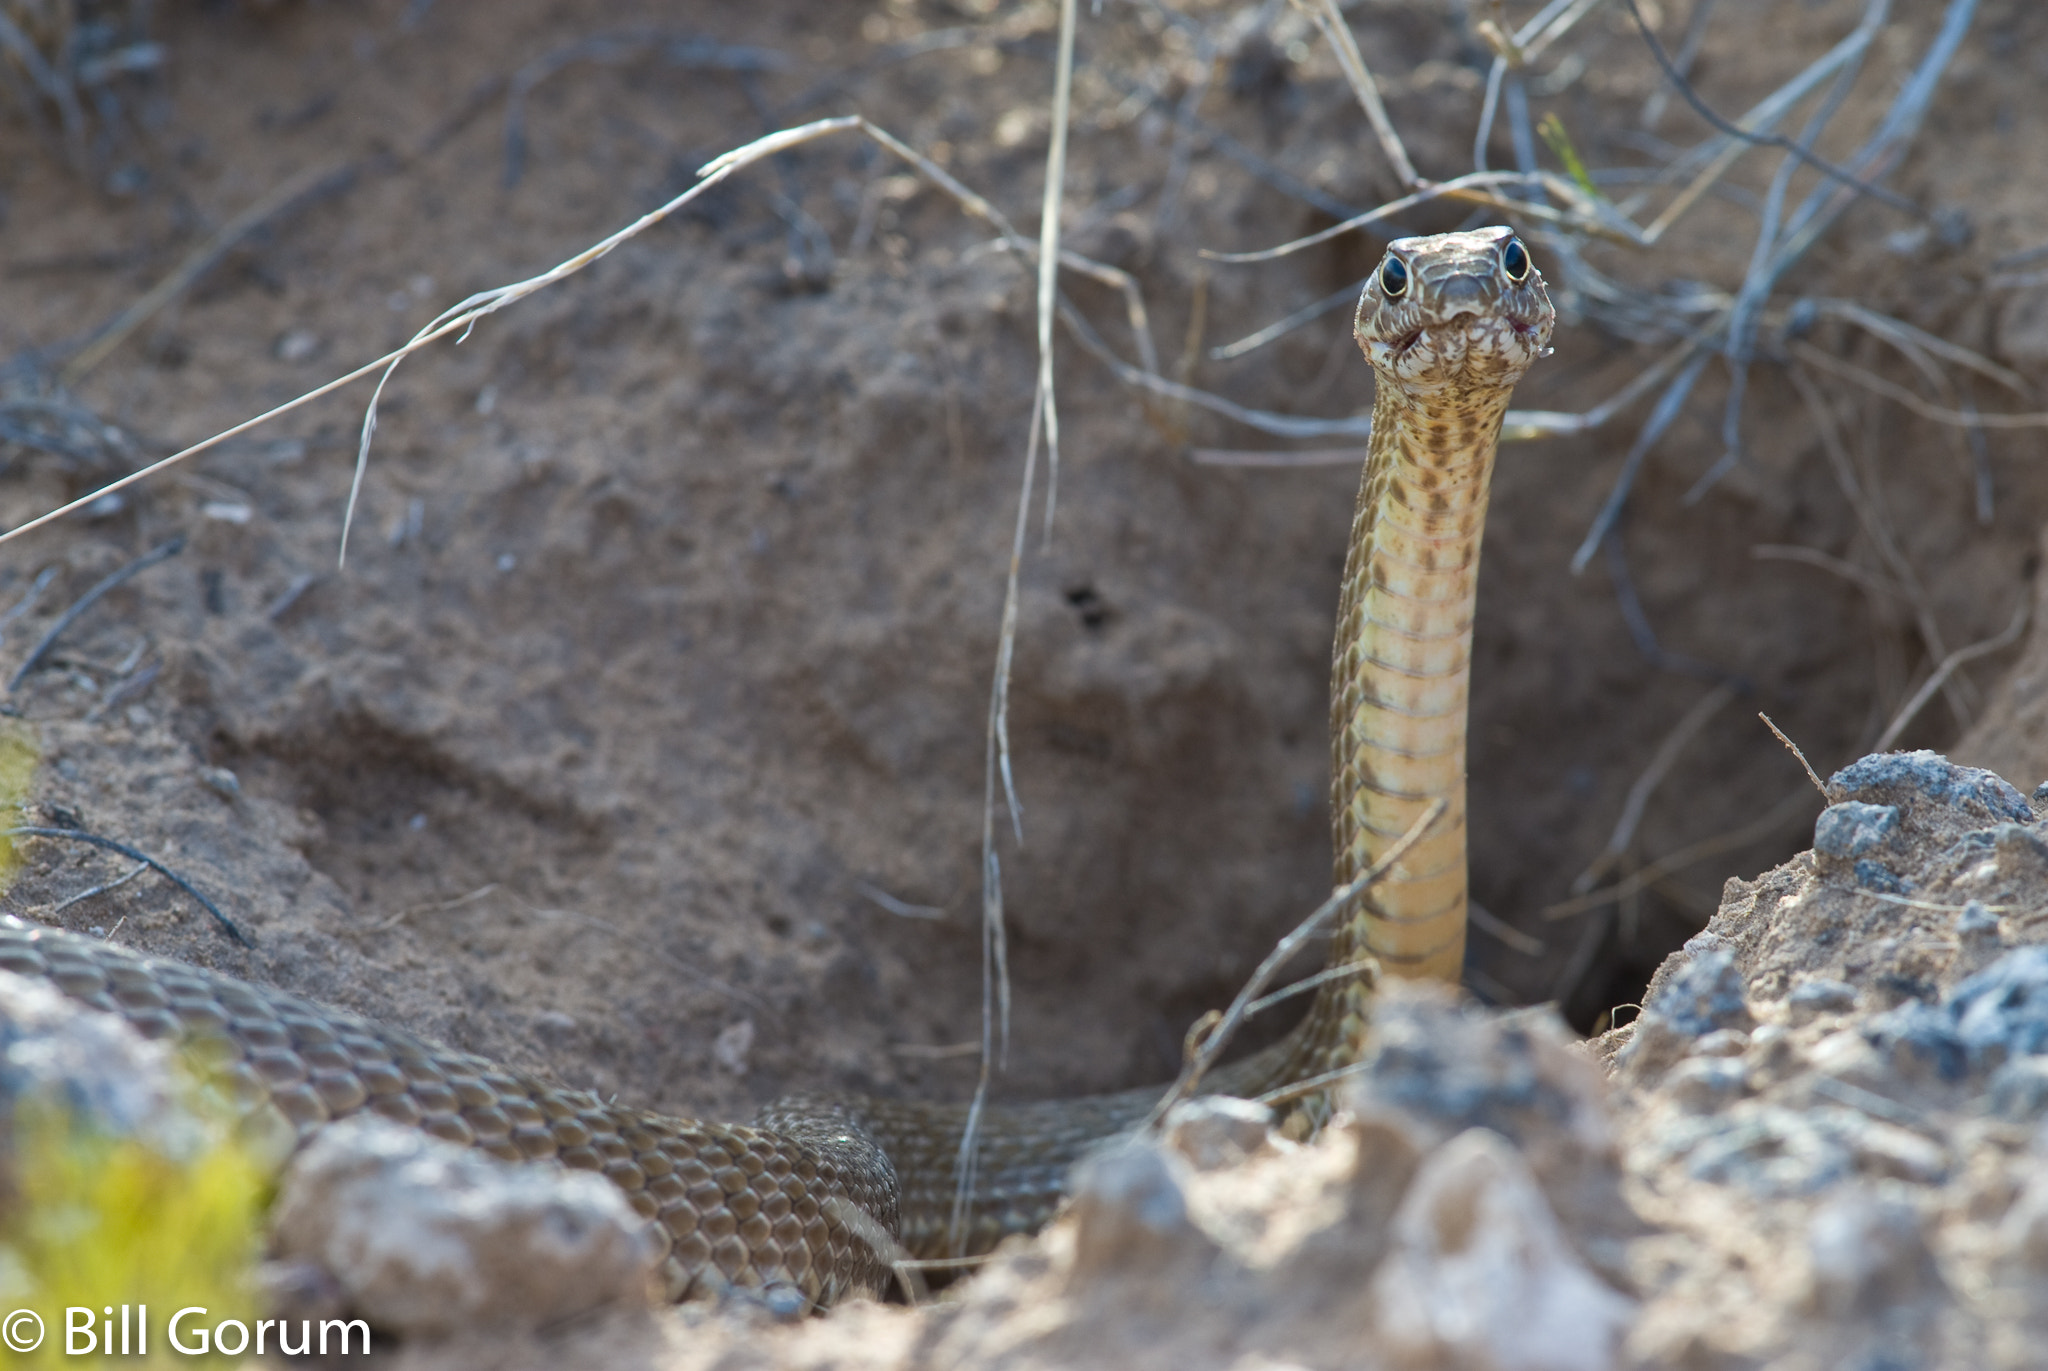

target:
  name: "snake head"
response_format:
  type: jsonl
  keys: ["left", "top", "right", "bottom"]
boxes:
{"left": 1353, "top": 227, "right": 1556, "bottom": 397}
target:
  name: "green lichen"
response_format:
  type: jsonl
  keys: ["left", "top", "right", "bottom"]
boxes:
{"left": 1, "top": 1081, "right": 269, "bottom": 1367}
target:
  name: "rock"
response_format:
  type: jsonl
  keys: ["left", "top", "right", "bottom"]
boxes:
{"left": 1804, "top": 1185, "right": 1942, "bottom": 1318}
{"left": 1814, "top": 801, "right": 1901, "bottom": 861}
{"left": 1787, "top": 977, "right": 1858, "bottom": 1024}
{"left": 1987, "top": 1057, "right": 2048, "bottom": 1119}
{"left": 1863, "top": 1000, "right": 1968, "bottom": 1083}
{"left": 1618, "top": 940, "right": 1754, "bottom": 1084}
{"left": 1341, "top": 981, "right": 1624, "bottom": 1246}
{"left": 0, "top": 967, "right": 186, "bottom": 1178}
{"left": 1951, "top": 946, "right": 2048, "bottom": 1069}
{"left": 269, "top": 1116, "right": 660, "bottom": 1337}
{"left": 1368, "top": 1129, "right": 1635, "bottom": 1371}
{"left": 1997, "top": 1168, "right": 2048, "bottom": 1269}
{"left": 1666, "top": 1058, "right": 1747, "bottom": 1113}
{"left": 1852, "top": 858, "right": 1909, "bottom": 893}
{"left": 1161, "top": 1096, "right": 1274, "bottom": 1171}
{"left": 1828, "top": 750, "right": 2033, "bottom": 824}
{"left": 1956, "top": 900, "right": 2006, "bottom": 978}
{"left": 1063, "top": 1136, "right": 1211, "bottom": 1285}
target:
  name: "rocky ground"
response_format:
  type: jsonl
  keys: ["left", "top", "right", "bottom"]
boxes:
{"left": 296, "top": 746, "right": 2048, "bottom": 1369}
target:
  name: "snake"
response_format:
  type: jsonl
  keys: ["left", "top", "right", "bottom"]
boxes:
{"left": 0, "top": 227, "right": 1553, "bottom": 1310}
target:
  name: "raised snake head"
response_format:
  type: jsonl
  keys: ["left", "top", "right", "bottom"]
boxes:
{"left": 1353, "top": 226, "right": 1556, "bottom": 399}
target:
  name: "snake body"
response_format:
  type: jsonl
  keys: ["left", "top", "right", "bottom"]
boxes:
{"left": 1, "top": 229, "right": 1551, "bottom": 1308}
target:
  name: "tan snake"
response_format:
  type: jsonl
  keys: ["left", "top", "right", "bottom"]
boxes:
{"left": 0, "top": 227, "right": 1553, "bottom": 1309}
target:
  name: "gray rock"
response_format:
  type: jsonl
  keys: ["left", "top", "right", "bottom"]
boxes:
{"left": 1828, "top": 750, "right": 2032, "bottom": 824}
{"left": 1950, "top": 946, "right": 2048, "bottom": 1070}
{"left": 1620, "top": 945, "right": 1756, "bottom": 1087}
{"left": 1788, "top": 978, "right": 1858, "bottom": 1024}
{"left": 1667, "top": 1058, "right": 1747, "bottom": 1113}
{"left": 1851, "top": 859, "right": 1908, "bottom": 893}
{"left": 1862, "top": 1001, "right": 1967, "bottom": 1083}
{"left": 270, "top": 1116, "right": 660, "bottom": 1337}
{"left": 1987, "top": 1058, "right": 2048, "bottom": 1120}
{"left": 1958, "top": 900, "right": 2003, "bottom": 946}
{"left": 1661, "top": 1105, "right": 1854, "bottom": 1197}
{"left": 1344, "top": 981, "right": 1624, "bottom": 1250}
{"left": 1644, "top": 947, "right": 1752, "bottom": 1039}
{"left": 1, "top": 968, "right": 173, "bottom": 1134}
{"left": 1814, "top": 802, "right": 1901, "bottom": 859}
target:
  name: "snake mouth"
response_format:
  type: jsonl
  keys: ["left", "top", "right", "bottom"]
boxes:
{"left": 1390, "top": 309, "right": 1507, "bottom": 355}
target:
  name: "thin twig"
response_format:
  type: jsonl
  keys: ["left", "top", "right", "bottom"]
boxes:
{"left": 1811, "top": 298, "right": 2031, "bottom": 399}
{"left": 1468, "top": 900, "right": 1546, "bottom": 957}
{"left": 0, "top": 567, "right": 59, "bottom": 637}
{"left": 1790, "top": 343, "right": 2048, "bottom": 429}
{"left": 1190, "top": 446, "right": 1365, "bottom": 468}
{"left": 1572, "top": 682, "right": 1737, "bottom": 894}
{"left": 8, "top": 826, "right": 247, "bottom": 946}
{"left": 49, "top": 861, "right": 149, "bottom": 914}
{"left": 1244, "top": 958, "right": 1382, "bottom": 1019}
{"left": 1873, "top": 597, "right": 2029, "bottom": 752}
{"left": 956, "top": 0, "right": 1078, "bottom": 1257}
{"left": 8, "top": 536, "right": 185, "bottom": 693}
{"left": 1294, "top": 0, "right": 1416, "bottom": 187}
{"left": 81, "top": 659, "right": 159, "bottom": 724}
{"left": 1758, "top": 713, "right": 1832, "bottom": 799}
{"left": 1542, "top": 786, "right": 1818, "bottom": 920}
{"left": 1618, "top": 0, "right": 1925, "bottom": 221}
{"left": 1253, "top": 1058, "right": 1372, "bottom": 1112}
{"left": 370, "top": 882, "right": 502, "bottom": 931}
{"left": 59, "top": 163, "right": 358, "bottom": 385}
{"left": 1751, "top": 544, "right": 1903, "bottom": 601}
{"left": 1142, "top": 796, "right": 1445, "bottom": 1131}
{"left": 1787, "top": 366, "right": 1970, "bottom": 722}
{"left": 855, "top": 881, "right": 945, "bottom": 920}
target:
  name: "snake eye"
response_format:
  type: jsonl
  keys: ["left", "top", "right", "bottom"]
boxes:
{"left": 1379, "top": 254, "right": 1408, "bottom": 298}
{"left": 1501, "top": 237, "right": 1530, "bottom": 282}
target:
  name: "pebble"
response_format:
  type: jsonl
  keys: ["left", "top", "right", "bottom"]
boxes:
{"left": 1803, "top": 1186, "right": 1939, "bottom": 1318}
{"left": 1788, "top": 977, "right": 1858, "bottom": 1024}
{"left": 1064, "top": 1137, "right": 1209, "bottom": 1283}
{"left": 1162, "top": 1096, "right": 1275, "bottom": 1171}
{"left": 1813, "top": 801, "right": 1900, "bottom": 859}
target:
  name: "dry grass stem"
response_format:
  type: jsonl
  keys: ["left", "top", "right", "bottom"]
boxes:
{"left": 1750, "top": 544, "right": 1904, "bottom": 602}
{"left": 1790, "top": 343, "right": 2048, "bottom": 430}
{"left": 58, "top": 162, "right": 355, "bottom": 385}
{"left": 1142, "top": 796, "right": 1445, "bottom": 1131}
{"left": 1572, "top": 681, "right": 1738, "bottom": 895}
{"left": 1758, "top": 713, "right": 1831, "bottom": 799}
{"left": 1543, "top": 786, "right": 1819, "bottom": 921}
{"left": 1873, "top": 598, "right": 2030, "bottom": 752}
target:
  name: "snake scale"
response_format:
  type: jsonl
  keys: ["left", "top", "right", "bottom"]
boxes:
{"left": 0, "top": 228, "right": 1553, "bottom": 1309}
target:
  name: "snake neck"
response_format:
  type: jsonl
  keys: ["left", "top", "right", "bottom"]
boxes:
{"left": 1267, "top": 374, "right": 1515, "bottom": 1095}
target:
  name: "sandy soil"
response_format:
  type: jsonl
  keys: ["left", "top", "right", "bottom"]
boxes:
{"left": 4, "top": 0, "right": 2048, "bottom": 1363}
